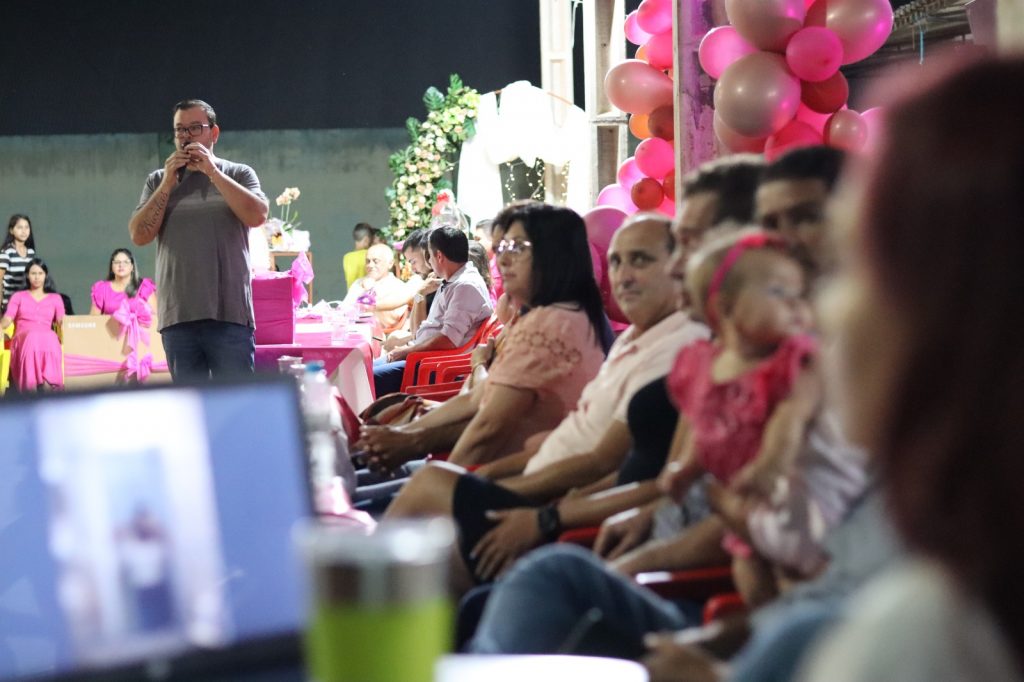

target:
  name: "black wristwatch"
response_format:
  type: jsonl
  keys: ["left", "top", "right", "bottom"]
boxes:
{"left": 537, "top": 503, "right": 563, "bottom": 542}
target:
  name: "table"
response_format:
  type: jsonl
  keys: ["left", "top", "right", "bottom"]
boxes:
{"left": 255, "top": 326, "right": 376, "bottom": 415}
{"left": 436, "top": 655, "right": 648, "bottom": 681}
{"left": 270, "top": 250, "right": 314, "bottom": 302}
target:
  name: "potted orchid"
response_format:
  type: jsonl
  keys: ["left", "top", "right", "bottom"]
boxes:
{"left": 265, "top": 187, "right": 306, "bottom": 250}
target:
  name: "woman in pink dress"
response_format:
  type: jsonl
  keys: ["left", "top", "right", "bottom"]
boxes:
{"left": 1, "top": 258, "right": 65, "bottom": 391}
{"left": 89, "top": 248, "right": 157, "bottom": 315}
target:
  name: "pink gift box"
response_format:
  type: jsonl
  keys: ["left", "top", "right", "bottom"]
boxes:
{"left": 295, "top": 322, "right": 333, "bottom": 346}
{"left": 253, "top": 273, "right": 295, "bottom": 345}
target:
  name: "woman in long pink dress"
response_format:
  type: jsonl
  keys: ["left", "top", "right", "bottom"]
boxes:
{"left": 89, "top": 248, "right": 157, "bottom": 315}
{"left": 1, "top": 258, "right": 65, "bottom": 391}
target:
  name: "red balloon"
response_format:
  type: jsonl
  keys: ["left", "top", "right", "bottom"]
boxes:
{"left": 785, "top": 27, "right": 843, "bottom": 82}
{"left": 631, "top": 178, "right": 665, "bottom": 210}
{"left": 725, "top": 0, "right": 806, "bottom": 51}
{"left": 801, "top": 69, "right": 849, "bottom": 114}
{"left": 648, "top": 105, "right": 675, "bottom": 141}
{"left": 715, "top": 53, "right": 802, "bottom": 138}
{"left": 713, "top": 112, "right": 767, "bottom": 153}
{"left": 662, "top": 170, "right": 676, "bottom": 203}
{"left": 824, "top": 109, "right": 868, "bottom": 151}
{"left": 636, "top": 0, "right": 673, "bottom": 35}
{"left": 765, "top": 120, "right": 823, "bottom": 161}
{"left": 605, "top": 60, "right": 675, "bottom": 115}
{"left": 646, "top": 32, "right": 675, "bottom": 70}
{"left": 806, "top": 0, "right": 894, "bottom": 65}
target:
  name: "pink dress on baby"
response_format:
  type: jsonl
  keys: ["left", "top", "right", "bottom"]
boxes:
{"left": 668, "top": 334, "right": 818, "bottom": 555}
{"left": 5, "top": 290, "right": 65, "bottom": 390}
{"left": 91, "top": 278, "right": 157, "bottom": 315}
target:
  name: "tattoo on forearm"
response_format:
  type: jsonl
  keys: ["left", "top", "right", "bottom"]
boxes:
{"left": 140, "top": 190, "right": 168, "bottom": 237}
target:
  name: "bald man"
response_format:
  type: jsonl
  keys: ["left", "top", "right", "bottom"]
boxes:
{"left": 343, "top": 243, "right": 416, "bottom": 332}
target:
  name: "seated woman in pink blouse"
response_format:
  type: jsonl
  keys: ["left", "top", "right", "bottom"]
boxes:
{"left": 1, "top": 258, "right": 65, "bottom": 391}
{"left": 89, "top": 248, "right": 157, "bottom": 315}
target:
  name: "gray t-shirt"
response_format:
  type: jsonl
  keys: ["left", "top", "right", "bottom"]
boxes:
{"left": 134, "top": 159, "right": 266, "bottom": 331}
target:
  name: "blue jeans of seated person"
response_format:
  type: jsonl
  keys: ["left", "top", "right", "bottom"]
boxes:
{"left": 161, "top": 319, "right": 254, "bottom": 382}
{"left": 468, "top": 544, "right": 700, "bottom": 658}
{"left": 372, "top": 357, "right": 406, "bottom": 396}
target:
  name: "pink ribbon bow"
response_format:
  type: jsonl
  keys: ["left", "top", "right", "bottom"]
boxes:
{"left": 124, "top": 352, "right": 154, "bottom": 382}
{"left": 113, "top": 298, "right": 153, "bottom": 352}
{"left": 289, "top": 251, "right": 315, "bottom": 305}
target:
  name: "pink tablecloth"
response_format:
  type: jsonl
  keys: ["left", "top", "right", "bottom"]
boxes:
{"left": 255, "top": 326, "right": 376, "bottom": 413}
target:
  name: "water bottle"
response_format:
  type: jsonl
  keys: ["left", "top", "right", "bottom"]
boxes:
{"left": 302, "top": 361, "right": 332, "bottom": 432}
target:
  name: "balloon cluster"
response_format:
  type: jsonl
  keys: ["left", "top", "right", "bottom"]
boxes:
{"left": 702, "top": 0, "right": 892, "bottom": 160}
{"left": 591, "top": 0, "right": 678, "bottom": 217}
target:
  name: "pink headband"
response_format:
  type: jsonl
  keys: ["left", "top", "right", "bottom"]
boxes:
{"left": 705, "top": 232, "right": 786, "bottom": 329}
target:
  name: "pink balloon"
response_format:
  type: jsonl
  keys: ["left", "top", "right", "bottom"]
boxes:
{"left": 860, "top": 106, "right": 885, "bottom": 152}
{"left": 584, "top": 205, "right": 629, "bottom": 255}
{"left": 713, "top": 112, "right": 767, "bottom": 153}
{"left": 634, "top": 137, "right": 676, "bottom": 179}
{"left": 715, "top": 53, "right": 801, "bottom": 138}
{"left": 656, "top": 195, "right": 676, "bottom": 218}
{"left": 605, "top": 59, "right": 675, "bottom": 115}
{"left": 764, "top": 120, "right": 823, "bottom": 161}
{"left": 698, "top": 26, "right": 758, "bottom": 79}
{"left": 646, "top": 31, "right": 675, "bottom": 70}
{"left": 624, "top": 10, "right": 653, "bottom": 46}
{"left": 589, "top": 240, "right": 606, "bottom": 294}
{"left": 617, "top": 157, "right": 647, "bottom": 189}
{"left": 824, "top": 109, "right": 868, "bottom": 151}
{"left": 636, "top": 0, "right": 673, "bottom": 35}
{"left": 795, "top": 102, "right": 832, "bottom": 133}
{"left": 725, "top": 0, "right": 806, "bottom": 51}
{"left": 596, "top": 185, "right": 639, "bottom": 215}
{"left": 801, "top": 69, "right": 849, "bottom": 114}
{"left": 786, "top": 27, "right": 843, "bottom": 82}
{"left": 806, "top": 0, "right": 894, "bottom": 65}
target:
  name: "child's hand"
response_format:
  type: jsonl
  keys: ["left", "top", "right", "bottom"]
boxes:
{"left": 706, "top": 480, "right": 754, "bottom": 539}
{"left": 730, "top": 460, "right": 782, "bottom": 501}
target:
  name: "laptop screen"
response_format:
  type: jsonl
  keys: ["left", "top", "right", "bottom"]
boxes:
{"left": 0, "top": 377, "right": 313, "bottom": 681}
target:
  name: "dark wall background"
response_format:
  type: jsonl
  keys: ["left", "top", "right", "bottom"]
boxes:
{"left": 0, "top": 1, "right": 544, "bottom": 135}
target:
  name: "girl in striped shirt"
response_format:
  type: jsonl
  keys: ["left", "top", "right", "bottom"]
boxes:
{"left": 0, "top": 214, "right": 37, "bottom": 311}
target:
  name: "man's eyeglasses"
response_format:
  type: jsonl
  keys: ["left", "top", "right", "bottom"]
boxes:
{"left": 173, "top": 123, "right": 212, "bottom": 137}
{"left": 496, "top": 239, "right": 533, "bottom": 258}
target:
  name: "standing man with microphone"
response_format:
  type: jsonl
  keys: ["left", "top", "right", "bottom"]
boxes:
{"left": 129, "top": 99, "right": 269, "bottom": 381}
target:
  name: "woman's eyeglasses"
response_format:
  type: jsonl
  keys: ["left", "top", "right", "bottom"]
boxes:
{"left": 496, "top": 239, "right": 533, "bottom": 258}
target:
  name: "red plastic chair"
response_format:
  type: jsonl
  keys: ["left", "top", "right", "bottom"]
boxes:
{"left": 702, "top": 593, "right": 746, "bottom": 624}
{"left": 634, "top": 566, "right": 736, "bottom": 602}
{"left": 398, "top": 315, "right": 497, "bottom": 391}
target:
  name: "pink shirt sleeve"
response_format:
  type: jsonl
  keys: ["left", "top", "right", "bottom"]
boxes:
{"left": 137, "top": 278, "right": 157, "bottom": 302}
{"left": 52, "top": 294, "right": 65, "bottom": 322}
{"left": 3, "top": 291, "right": 21, "bottom": 320}
{"left": 91, "top": 280, "right": 108, "bottom": 311}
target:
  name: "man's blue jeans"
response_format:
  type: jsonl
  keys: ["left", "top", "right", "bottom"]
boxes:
{"left": 161, "top": 319, "right": 254, "bottom": 382}
{"left": 468, "top": 544, "right": 699, "bottom": 658}
{"left": 372, "top": 357, "right": 407, "bottom": 396}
